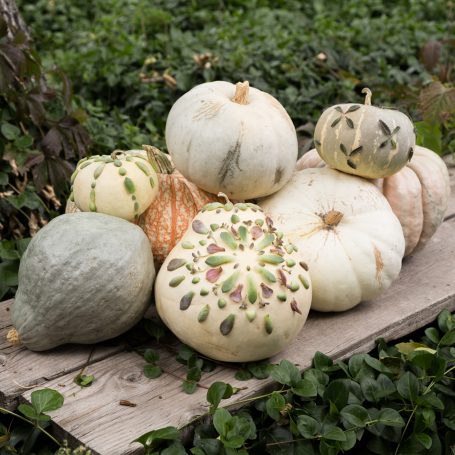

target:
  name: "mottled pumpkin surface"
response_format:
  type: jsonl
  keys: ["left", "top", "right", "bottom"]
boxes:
{"left": 12, "top": 212, "right": 155, "bottom": 351}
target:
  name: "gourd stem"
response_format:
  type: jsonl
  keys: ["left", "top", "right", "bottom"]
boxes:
{"left": 6, "top": 328, "right": 21, "bottom": 345}
{"left": 142, "top": 145, "right": 174, "bottom": 175}
{"left": 323, "top": 210, "right": 344, "bottom": 227}
{"left": 110, "top": 149, "right": 124, "bottom": 160}
{"left": 361, "top": 87, "right": 372, "bottom": 106}
{"left": 232, "top": 81, "right": 250, "bottom": 105}
{"left": 217, "top": 192, "right": 231, "bottom": 204}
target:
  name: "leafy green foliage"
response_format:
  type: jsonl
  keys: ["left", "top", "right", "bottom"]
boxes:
{"left": 137, "top": 310, "right": 455, "bottom": 454}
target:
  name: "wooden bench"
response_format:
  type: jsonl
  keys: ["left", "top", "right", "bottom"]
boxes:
{"left": 2, "top": 165, "right": 455, "bottom": 455}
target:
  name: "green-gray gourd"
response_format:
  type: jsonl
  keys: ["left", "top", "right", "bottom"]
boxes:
{"left": 8, "top": 212, "right": 155, "bottom": 351}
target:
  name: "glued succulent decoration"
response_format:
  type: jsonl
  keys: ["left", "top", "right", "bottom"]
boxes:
{"left": 71, "top": 150, "right": 159, "bottom": 221}
{"left": 165, "top": 80, "right": 298, "bottom": 200}
{"left": 296, "top": 146, "right": 450, "bottom": 256}
{"left": 154, "top": 196, "right": 312, "bottom": 362}
{"left": 314, "top": 88, "right": 415, "bottom": 179}
{"left": 260, "top": 168, "right": 405, "bottom": 312}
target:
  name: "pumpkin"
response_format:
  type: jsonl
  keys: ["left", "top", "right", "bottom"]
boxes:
{"left": 260, "top": 168, "right": 405, "bottom": 312}
{"left": 314, "top": 88, "right": 415, "bottom": 178}
{"left": 154, "top": 196, "right": 312, "bottom": 362}
{"left": 8, "top": 212, "right": 155, "bottom": 351}
{"left": 139, "top": 146, "right": 223, "bottom": 267}
{"left": 165, "top": 80, "right": 298, "bottom": 200}
{"left": 296, "top": 146, "right": 450, "bottom": 256}
{"left": 71, "top": 150, "right": 159, "bottom": 221}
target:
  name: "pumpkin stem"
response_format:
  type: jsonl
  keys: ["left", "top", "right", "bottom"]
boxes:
{"left": 361, "top": 88, "right": 372, "bottom": 106}
{"left": 217, "top": 192, "right": 232, "bottom": 204}
{"left": 142, "top": 145, "right": 175, "bottom": 175}
{"left": 322, "top": 210, "right": 344, "bottom": 227}
{"left": 232, "top": 81, "right": 250, "bottom": 105}
{"left": 110, "top": 149, "right": 124, "bottom": 160}
{"left": 6, "top": 328, "right": 21, "bottom": 346}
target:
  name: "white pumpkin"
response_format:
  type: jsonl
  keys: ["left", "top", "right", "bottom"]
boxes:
{"left": 155, "top": 197, "right": 312, "bottom": 362}
{"left": 260, "top": 168, "right": 405, "bottom": 312}
{"left": 165, "top": 80, "right": 298, "bottom": 200}
{"left": 71, "top": 150, "right": 159, "bottom": 222}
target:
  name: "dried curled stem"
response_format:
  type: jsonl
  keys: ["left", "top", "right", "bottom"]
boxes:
{"left": 322, "top": 210, "right": 344, "bottom": 227}
{"left": 232, "top": 81, "right": 250, "bottom": 105}
{"left": 362, "top": 87, "right": 372, "bottom": 106}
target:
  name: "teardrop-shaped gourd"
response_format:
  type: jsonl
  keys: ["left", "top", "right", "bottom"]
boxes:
{"left": 72, "top": 149, "right": 159, "bottom": 221}
{"left": 260, "top": 168, "right": 405, "bottom": 312}
{"left": 138, "top": 146, "right": 223, "bottom": 266}
{"left": 296, "top": 146, "right": 450, "bottom": 256}
{"left": 314, "top": 88, "right": 415, "bottom": 178}
{"left": 154, "top": 196, "right": 312, "bottom": 362}
{"left": 10, "top": 212, "right": 156, "bottom": 351}
{"left": 165, "top": 80, "right": 298, "bottom": 200}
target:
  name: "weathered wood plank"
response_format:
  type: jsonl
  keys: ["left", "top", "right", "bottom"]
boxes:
{"left": 0, "top": 299, "right": 127, "bottom": 409}
{"left": 22, "top": 217, "right": 455, "bottom": 455}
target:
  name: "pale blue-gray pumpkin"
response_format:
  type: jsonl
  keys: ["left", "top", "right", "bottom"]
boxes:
{"left": 314, "top": 88, "right": 416, "bottom": 178}
{"left": 9, "top": 212, "right": 155, "bottom": 351}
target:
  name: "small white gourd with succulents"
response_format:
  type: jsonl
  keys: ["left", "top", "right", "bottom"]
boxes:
{"left": 314, "top": 88, "right": 415, "bottom": 178}
{"left": 165, "top": 80, "right": 298, "bottom": 200}
{"left": 71, "top": 150, "right": 159, "bottom": 221}
{"left": 155, "top": 196, "right": 312, "bottom": 362}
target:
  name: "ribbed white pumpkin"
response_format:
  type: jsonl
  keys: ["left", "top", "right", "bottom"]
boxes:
{"left": 155, "top": 198, "right": 312, "bottom": 362}
{"left": 314, "top": 89, "right": 415, "bottom": 178}
{"left": 260, "top": 168, "right": 405, "bottom": 312}
{"left": 296, "top": 146, "right": 450, "bottom": 256}
{"left": 165, "top": 80, "right": 298, "bottom": 200}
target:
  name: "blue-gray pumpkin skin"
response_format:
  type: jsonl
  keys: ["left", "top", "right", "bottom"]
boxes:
{"left": 12, "top": 212, "right": 155, "bottom": 351}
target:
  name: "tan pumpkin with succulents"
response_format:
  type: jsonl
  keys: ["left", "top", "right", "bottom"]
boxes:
{"left": 155, "top": 196, "right": 312, "bottom": 362}
{"left": 139, "top": 146, "right": 223, "bottom": 266}
{"left": 71, "top": 150, "right": 159, "bottom": 221}
{"left": 165, "top": 80, "right": 298, "bottom": 200}
{"left": 296, "top": 146, "right": 450, "bottom": 256}
{"left": 260, "top": 167, "right": 405, "bottom": 312}
{"left": 314, "top": 88, "right": 415, "bottom": 178}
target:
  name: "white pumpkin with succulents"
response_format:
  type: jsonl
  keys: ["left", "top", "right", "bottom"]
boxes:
{"left": 314, "top": 88, "right": 415, "bottom": 178}
{"left": 154, "top": 196, "right": 312, "bottom": 362}
{"left": 71, "top": 150, "right": 159, "bottom": 222}
{"left": 260, "top": 167, "right": 405, "bottom": 312}
{"left": 165, "top": 80, "right": 298, "bottom": 200}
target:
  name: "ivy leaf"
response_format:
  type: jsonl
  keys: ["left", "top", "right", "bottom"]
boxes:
{"left": 292, "top": 378, "right": 317, "bottom": 398}
{"left": 187, "top": 367, "right": 202, "bottom": 383}
{"left": 439, "top": 329, "right": 455, "bottom": 346}
{"left": 207, "top": 382, "right": 234, "bottom": 412}
{"left": 1, "top": 122, "right": 20, "bottom": 140}
{"left": 396, "top": 371, "right": 420, "bottom": 403}
{"left": 144, "top": 348, "right": 160, "bottom": 364}
{"left": 235, "top": 369, "right": 253, "bottom": 381}
{"left": 30, "top": 388, "right": 64, "bottom": 415}
{"left": 271, "top": 360, "right": 301, "bottom": 386}
{"left": 265, "top": 392, "right": 286, "bottom": 420}
{"left": 321, "top": 426, "right": 346, "bottom": 442}
{"left": 297, "top": 415, "right": 320, "bottom": 438}
{"left": 213, "top": 408, "right": 231, "bottom": 437}
{"left": 340, "top": 404, "right": 370, "bottom": 428}
{"left": 182, "top": 380, "right": 197, "bottom": 394}
{"left": 134, "top": 426, "right": 179, "bottom": 447}
{"left": 17, "top": 404, "right": 39, "bottom": 421}
{"left": 415, "top": 432, "right": 433, "bottom": 450}
{"left": 424, "top": 327, "right": 440, "bottom": 344}
{"left": 416, "top": 392, "right": 444, "bottom": 410}
{"left": 144, "top": 364, "right": 162, "bottom": 379}
{"left": 376, "top": 408, "right": 405, "bottom": 427}
{"left": 74, "top": 373, "right": 94, "bottom": 388}
{"left": 437, "top": 309, "right": 453, "bottom": 332}
{"left": 313, "top": 351, "right": 333, "bottom": 371}
{"left": 247, "top": 361, "right": 272, "bottom": 379}
{"left": 323, "top": 379, "right": 349, "bottom": 412}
